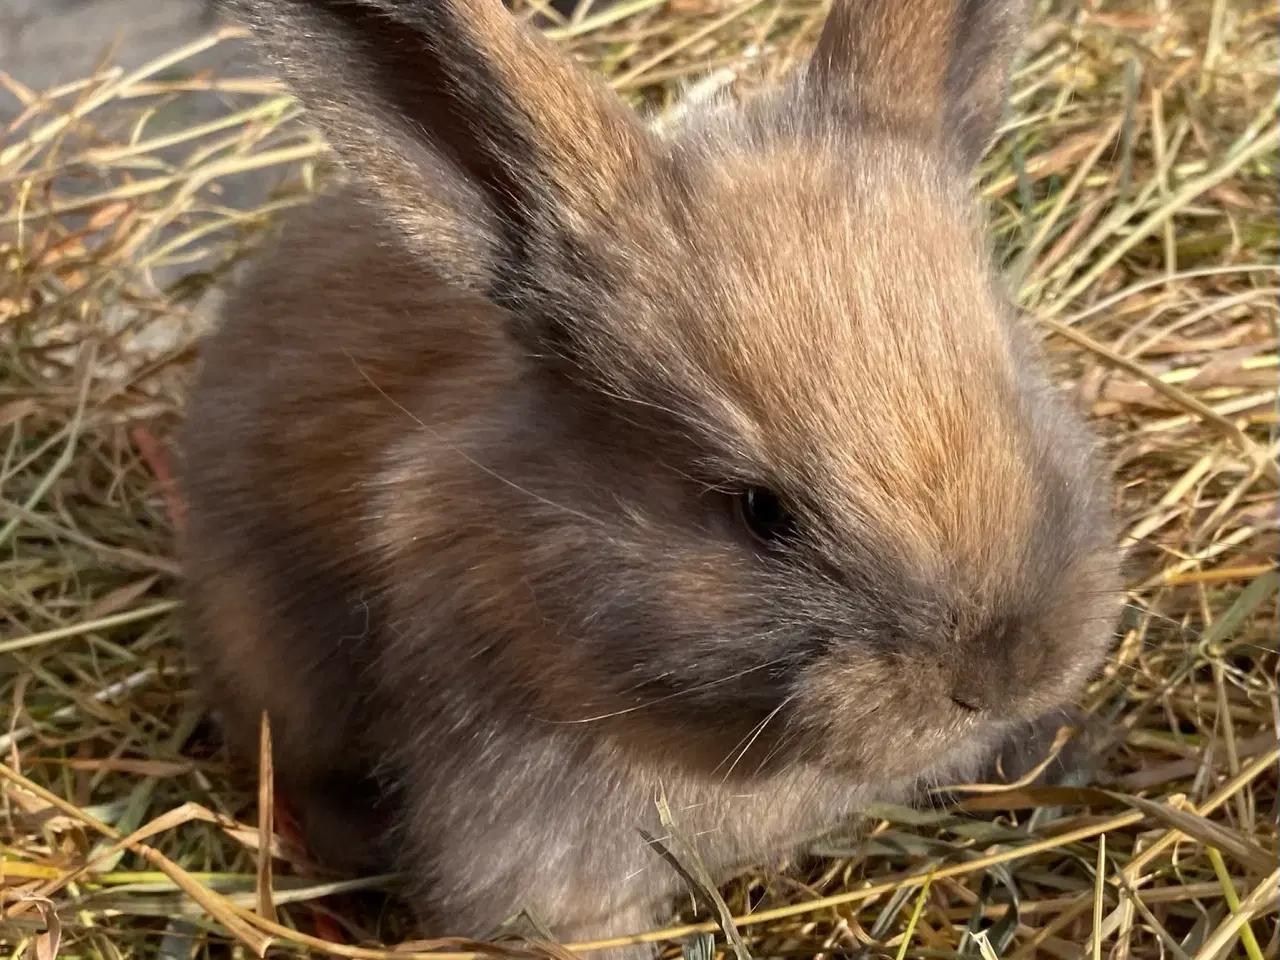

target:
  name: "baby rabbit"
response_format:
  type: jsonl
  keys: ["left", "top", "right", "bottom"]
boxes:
{"left": 182, "top": 0, "right": 1122, "bottom": 953}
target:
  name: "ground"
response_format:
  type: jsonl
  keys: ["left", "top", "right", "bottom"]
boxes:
{"left": 0, "top": 0, "right": 1276, "bottom": 958}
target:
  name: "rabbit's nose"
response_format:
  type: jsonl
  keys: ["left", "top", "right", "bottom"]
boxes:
{"left": 942, "top": 612, "right": 1037, "bottom": 715}
{"left": 943, "top": 639, "right": 1019, "bottom": 717}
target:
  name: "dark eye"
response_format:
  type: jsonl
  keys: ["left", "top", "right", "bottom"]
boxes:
{"left": 735, "top": 486, "right": 797, "bottom": 546}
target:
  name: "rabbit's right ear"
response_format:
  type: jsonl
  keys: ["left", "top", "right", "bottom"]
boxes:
{"left": 221, "top": 0, "right": 654, "bottom": 292}
{"left": 803, "top": 0, "right": 1026, "bottom": 169}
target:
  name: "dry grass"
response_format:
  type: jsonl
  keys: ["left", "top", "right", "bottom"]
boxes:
{"left": 1, "top": 0, "right": 1276, "bottom": 957}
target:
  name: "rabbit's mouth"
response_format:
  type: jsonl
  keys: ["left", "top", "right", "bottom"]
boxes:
{"left": 780, "top": 649, "right": 1074, "bottom": 784}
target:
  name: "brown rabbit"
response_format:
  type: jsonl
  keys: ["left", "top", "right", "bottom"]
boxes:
{"left": 181, "top": 0, "right": 1122, "bottom": 953}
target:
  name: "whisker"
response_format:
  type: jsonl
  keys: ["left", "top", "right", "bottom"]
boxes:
{"left": 717, "top": 696, "right": 794, "bottom": 784}
{"left": 348, "top": 352, "right": 605, "bottom": 528}
{"left": 753, "top": 722, "right": 802, "bottom": 776}
{"left": 535, "top": 654, "right": 801, "bottom": 724}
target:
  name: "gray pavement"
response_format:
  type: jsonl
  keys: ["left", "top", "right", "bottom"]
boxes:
{"left": 2, "top": 0, "right": 224, "bottom": 100}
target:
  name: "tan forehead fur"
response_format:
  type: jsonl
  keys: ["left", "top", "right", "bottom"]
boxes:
{"left": 609, "top": 138, "right": 1037, "bottom": 581}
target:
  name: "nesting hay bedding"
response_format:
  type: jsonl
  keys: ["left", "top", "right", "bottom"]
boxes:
{"left": 0, "top": 0, "right": 1276, "bottom": 957}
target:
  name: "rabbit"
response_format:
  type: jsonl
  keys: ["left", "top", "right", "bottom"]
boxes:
{"left": 180, "top": 0, "right": 1123, "bottom": 954}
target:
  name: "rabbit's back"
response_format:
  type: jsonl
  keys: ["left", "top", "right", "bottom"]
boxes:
{"left": 180, "top": 186, "right": 512, "bottom": 870}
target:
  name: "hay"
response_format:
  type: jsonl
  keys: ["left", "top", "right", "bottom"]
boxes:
{"left": 1, "top": 0, "right": 1276, "bottom": 957}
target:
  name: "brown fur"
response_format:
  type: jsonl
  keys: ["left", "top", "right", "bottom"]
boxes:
{"left": 183, "top": 0, "right": 1123, "bottom": 953}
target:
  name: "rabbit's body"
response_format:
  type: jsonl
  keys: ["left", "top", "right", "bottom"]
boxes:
{"left": 184, "top": 0, "right": 1122, "bottom": 952}
{"left": 184, "top": 173, "right": 995, "bottom": 942}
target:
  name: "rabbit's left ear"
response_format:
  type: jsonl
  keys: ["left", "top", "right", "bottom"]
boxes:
{"left": 220, "top": 0, "right": 656, "bottom": 294}
{"left": 803, "top": 0, "right": 1026, "bottom": 169}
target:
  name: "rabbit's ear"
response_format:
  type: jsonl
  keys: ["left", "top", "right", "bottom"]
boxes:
{"left": 804, "top": 0, "right": 1025, "bottom": 168}
{"left": 222, "top": 0, "right": 653, "bottom": 291}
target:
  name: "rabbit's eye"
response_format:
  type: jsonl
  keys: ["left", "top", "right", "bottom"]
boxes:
{"left": 736, "top": 487, "right": 796, "bottom": 546}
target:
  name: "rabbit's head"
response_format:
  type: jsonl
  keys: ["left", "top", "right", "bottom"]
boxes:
{"left": 224, "top": 0, "right": 1122, "bottom": 785}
